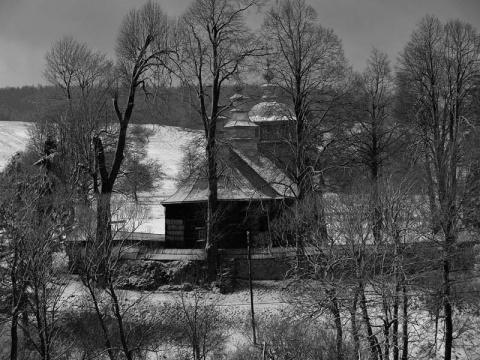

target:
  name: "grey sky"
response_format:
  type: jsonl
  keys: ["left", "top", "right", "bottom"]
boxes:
{"left": 1, "top": 0, "right": 479, "bottom": 87}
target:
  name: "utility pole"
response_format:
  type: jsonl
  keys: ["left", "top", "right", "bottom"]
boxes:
{"left": 247, "top": 231, "right": 257, "bottom": 345}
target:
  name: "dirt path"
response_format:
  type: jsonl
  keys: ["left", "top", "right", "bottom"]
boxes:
{"left": 60, "top": 277, "right": 291, "bottom": 313}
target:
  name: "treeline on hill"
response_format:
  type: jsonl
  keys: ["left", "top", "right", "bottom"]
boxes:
{"left": 0, "top": 84, "right": 262, "bottom": 129}
{"left": 0, "top": 86, "right": 44, "bottom": 122}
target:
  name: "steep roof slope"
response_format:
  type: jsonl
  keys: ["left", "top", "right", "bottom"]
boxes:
{"left": 162, "top": 145, "right": 296, "bottom": 204}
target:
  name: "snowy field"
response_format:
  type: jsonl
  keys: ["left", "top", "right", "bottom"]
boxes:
{"left": 135, "top": 125, "right": 200, "bottom": 233}
{"left": 0, "top": 121, "right": 199, "bottom": 234}
{"left": 0, "top": 121, "right": 31, "bottom": 170}
{"left": 56, "top": 277, "right": 480, "bottom": 359}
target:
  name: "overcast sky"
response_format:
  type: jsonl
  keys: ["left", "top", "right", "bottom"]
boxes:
{"left": 1, "top": 0, "right": 479, "bottom": 88}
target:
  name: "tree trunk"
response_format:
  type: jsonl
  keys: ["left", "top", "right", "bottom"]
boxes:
{"left": 433, "top": 306, "right": 439, "bottom": 357}
{"left": 96, "top": 191, "right": 112, "bottom": 245}
{"left": 193, "top": 340, "right": 201, "bottom": 360}
{"left": 392, "top": 242, "right": 402, "bottom": 360}
{"left": 205, "top": 134, "right": 218, "bottom": 282}
{"left": 10, "top": 251, "right": 20, "bottom": 360}
{"left": 424, "top": 149, "right": 440, "bottom": 233}
{"left": 371, "top": 147, "right": 382, "bottom": 245}
{"left": 10, "top": 311, "right": 18, "bottom": 360}
{"left": 443, "top": 237, "right": 453, "bottom": 360}
{"left": 315, "top": 189, "right": 329, "bottom": 242}
{"left": 327, "top": 288, "right": 344, "bottom": 360}
{"left": 350, "top": 289, "right": 360, "bottom": 359}
{"left": 31, "top": 281, "right": 51, "bottom": 360}
{"left": 401, "top": 284, "right": 408, "bottom": 360}
{"left": 95, "top": 190, "right": 112, "bottom": 285}
{"left": 392, "top": 281, "right": 400, "bottom": 360}
{"left": 85, "top": 278, "right": 116, "bottom": 360}
{"left": 93, "top": 135, "right": 113, "bottom": 263}
{"left": 333, "top": 301, "right": 344, "bottom": 360}
{"left": 21, "top": 310, "right": 29, "bottom": 350}
{"left": 109, "top": 280, "right": 133, "bottom": 360}
{"left": 382, "top": 300, "right": 390, "bottom": 360}
{"left": 360, "top": 285, "right": 383, "bottom": 360}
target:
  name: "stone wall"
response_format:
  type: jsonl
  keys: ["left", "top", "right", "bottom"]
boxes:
{"left": 219, "top": 248, "right": 294, "bottom": 280}
{"left": 234, "top": 257, "right": 291, "bottom": 280}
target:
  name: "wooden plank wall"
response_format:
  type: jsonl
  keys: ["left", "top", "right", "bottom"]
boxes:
{"left": 165, "top": 219, "right": 184, "bottom": 245}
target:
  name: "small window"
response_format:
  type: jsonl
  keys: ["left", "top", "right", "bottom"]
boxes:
{"left": 195, "top": 227, "right": 206, "bottom": 249}
{"left": 196, "top": 227, "right": 206, "bottom": 241}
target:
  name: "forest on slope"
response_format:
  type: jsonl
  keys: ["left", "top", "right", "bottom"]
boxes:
{"left": 0, "top": 84, "right": 263, "bottom": 129}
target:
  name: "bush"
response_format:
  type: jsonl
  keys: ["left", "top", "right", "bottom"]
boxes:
{"left": 59, "top": 302, "right": 182, "bottom": 359}
{"left": 227, "top": 343, "right": 262, "bottom": 360}
{"left": 229, "top": 312, "right": 357, "bottom": 360}
{"left": 170, "top": 290, "right": 228, "bottom": 359}
{"left": 115, "top": 260, "right": 203, "bottom": 290}
{"left": 116, "top": 260, "right": 169, "bottom": 290}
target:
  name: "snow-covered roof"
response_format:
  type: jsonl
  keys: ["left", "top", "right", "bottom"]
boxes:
{"left": 224, "top": 119, "right": 258, "bottom": 127}
{"left": 232, "top": 148, "right": 295, "bottom": 198}
{"left": 162, "top": 145, "right": 296, "bottom": 204}
{"left": 224, "top": 111, "right": 258, "bottom": 128}
{"left": 249, "top": 100, "right": 293, "bottom": 123}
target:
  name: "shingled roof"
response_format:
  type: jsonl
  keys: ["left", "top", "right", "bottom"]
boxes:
{"left": 162, "top": 145, "right": 296, "bottom": 204}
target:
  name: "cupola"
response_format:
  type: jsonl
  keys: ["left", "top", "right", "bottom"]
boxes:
{"left": 223, "top": 91, "right": 259, "bottom": 155}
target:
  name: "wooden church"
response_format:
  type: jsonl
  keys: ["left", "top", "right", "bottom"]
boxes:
{"left": 162, "top": 83, "right": 296, "bottom": 249}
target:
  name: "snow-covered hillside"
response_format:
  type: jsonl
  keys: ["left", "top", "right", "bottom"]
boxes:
{"left": 0, "top": 121, "right": 31, "bottom": 169}
{"left": 0, "top": 121, "right": 199, "bottom": 234}
{"left": 136, "top": 125, "right": 199, "bottom": 233}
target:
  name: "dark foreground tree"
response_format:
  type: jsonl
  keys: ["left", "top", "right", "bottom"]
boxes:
{"left": 262, "top": 0, "right": 352, "bottom": 200}
{"left": 0, "top": 152, "right": 74, "bottom": 360}
{"left": 397, "top": 15, "right": 480, "bottom": 360}
{"left": 261, "top": 0, "right": 353, "bottom": 257}
{"left": 41, "top": 1, "right": 174, "bottom": 278}
{"left": 173, "top": 0, "right": 263, "bottom": 281}
{"left": 94, "top": 0, "right": 174, "bottom": 261}
{"left": 350, "top": 48, "right": 400, "bottom": 244}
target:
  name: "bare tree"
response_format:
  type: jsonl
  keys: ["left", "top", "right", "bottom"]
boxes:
{"left": 0, "top": 152, "right": 74, "bottom": 360}
{"left": 261, "top": 0, "right": 353, "bottom": 262}
{"left": 379, "top": 177, "right": 423, "bottom": 360}
{"left": 295, "top": 196, "right": 349, "bottom": 360}
{"left": 41, "top": 35, "right": 113, "bottom": 206}
{"left": 172, "top": 290, "right": 226, "bottom": 360}
{"left": 350, "top": 48, "right": 400, "bottom": 244}
{"left": 44, "top": 35, "right": 112, "bottom": 102}
{"left": 175, "top": 138, "right": 205, "bottom": 188}
{"left": 397, "top": 15, "right": 480, "bottom": 360}
{"left": 94, "top": 0, "right": 174, "bottom": 260}
{"left": 42, "top": 1, "right": 174, "bottom": 278}
{"left": 330, "top": 191, "right": 386, "bottom": 360}
{"left": 68, "top": 195, "right": 164, "bottom": 360}
{"left": 262, "top": 0, "right": 353, "bottom": 200}
{"left": 115, "top": 125, "right": 165, "bottom": 203}
{"left": 173, "top": 0, "right": 263, "bottom": 281}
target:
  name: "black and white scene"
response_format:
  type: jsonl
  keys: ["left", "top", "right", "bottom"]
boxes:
{"left": 1, "top": 0, "right": 480, "bottom": 359}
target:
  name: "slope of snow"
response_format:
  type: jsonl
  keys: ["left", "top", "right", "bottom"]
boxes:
{"left": 143, "top": 125, "right": 199, "bottom": 196}
{"left": 0, "top": 121, "right": 31, "bottom": 169}
{"left": 135, "top": 125, "right": 200, "bottom": 233}
{"left": 0, "top": 121, "right": 199, "bottom": 234}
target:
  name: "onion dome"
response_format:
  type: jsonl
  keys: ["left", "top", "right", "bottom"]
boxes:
{"left": 249, "top": 88, "right": 292, "bottom": 123}
{"left": 249, "top": 61, "right": 293, "bottom": 123}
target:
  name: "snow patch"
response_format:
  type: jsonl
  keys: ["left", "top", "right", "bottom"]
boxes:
{"left": 0, "top": 121, "right": 30, "bottom": 169}
{"left": 0, "top": 121, "right": 200, "bottom": 234}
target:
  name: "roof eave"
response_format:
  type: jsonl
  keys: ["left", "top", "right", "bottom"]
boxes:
{"left": 162, "top": 195, "right": 295, "bottom": 206}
